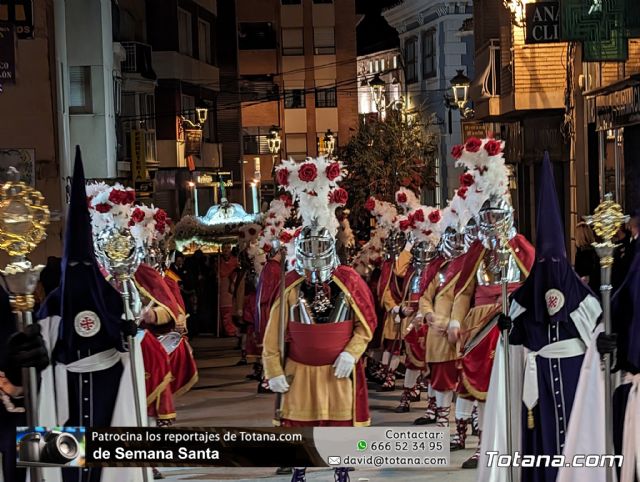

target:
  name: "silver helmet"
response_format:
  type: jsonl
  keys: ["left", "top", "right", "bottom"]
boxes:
{"left": 384, "top": 230, "right": 406, "bottom": 260}
{"left": 411, "top": 241, "right": 438, "bottom": 268}
{"left": 478, "top": 195, "right": 516, "bottom": 250}
{"left": 295, "top": 225, "right": 339, "bottom": 283}
{"left": 463, "top": 218, "right": 479, "bottom": 251}
{"left": 439, "top": 227, "right": 466, "bottom": 259}
{"left": 145, "top": 240, "right": 166, "bottom": 272}
{"left": 267, "top": 238, "right": 282, "bottom": 258}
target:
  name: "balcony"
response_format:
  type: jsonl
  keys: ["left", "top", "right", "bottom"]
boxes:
{"left": 121, "top": 42, "right": 156, "bottom": 80}
{"left": 152, "top": 51, "right": 220, "bottom": 90}
{"left": 471, "top": 39, "right": 502, "bottom": 119}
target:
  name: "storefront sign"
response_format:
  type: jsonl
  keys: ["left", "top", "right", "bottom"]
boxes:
{"left": 461, "top": 121, "right": 490, "bottom": 141}
{"left": 195, "top": 170, "right": 233, "bottom": 188}
{"left": 525, "top": 1, "right": 560, "bottom": 44}
{"left": 0, "top": 1, "right": 34, "bottom": 39}
{"left": 0, "top": 23, "right": 15, "bottom": 83}
{"left": 593, "top": 84, "right": 640, "bottom": 130}
{"left": 184, "top": 128, "right": 203, "bottom": 157}
{"left": 130, "top": 130, "right": 147, "bottom": 181}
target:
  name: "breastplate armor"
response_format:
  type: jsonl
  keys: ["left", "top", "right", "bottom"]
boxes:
{"left": 476, "top": 249, "right": 522, "bottom": 286}
{"left": 290, "top": 281, "right": 353, "bottom": 324}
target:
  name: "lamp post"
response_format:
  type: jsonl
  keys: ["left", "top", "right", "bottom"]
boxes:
{"left": 368, "top": 73, "right": 406, "bottom": 117}
{"left": 322, "top": 129, "right": 336, "bottom": 158}
{"left": 268, "top": 125, "right": 281, "bottom": 195}
{"left": 450, "top": 69, "right": 472, "bottom": 115}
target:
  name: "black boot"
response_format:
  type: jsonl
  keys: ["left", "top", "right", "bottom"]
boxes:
{"left": 334, "top": 467, "right": 350, "bottom": 482}
{"left": 394, "top": 388, "right": 412, "bottom": 413}
{"left": 462, "top": 431, "right": 481, "bottom": 469}
{"left": 377, "top": 373, "right": 396, "bottom": 392}
{"left": 409, "top": 386, "right": 421, "bottom": 402}
{"left": 450, "top": 418, "right": 468, "bottom": 451}
{"left": 246, "top": 362, "right": 262, "bottom": 380}
{"left": 291, "top": 468, "right": 306, "bottom": 481}
{"left": 152, "top": 468, "right": 164, "bottom": 479}
{"left": 236, "top": 350, "right": 248, "bottom": 366}
{"left": 414, "top": 396, "right": 437, "bottom": 425}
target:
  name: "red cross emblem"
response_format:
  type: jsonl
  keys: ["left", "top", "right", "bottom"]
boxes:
{"left": 79, "top": 317, "right": 95, "bottom": 331}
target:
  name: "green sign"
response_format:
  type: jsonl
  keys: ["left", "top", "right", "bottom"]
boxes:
{"left": 561, "top": 0, "right": 629, "bottom": 61}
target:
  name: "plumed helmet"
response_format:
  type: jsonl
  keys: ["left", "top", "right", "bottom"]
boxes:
{"left": 384, "top": 230, "right": 406, "bottom": 259}
{"left": 439, "top": 227, "right": 466, "bottom": 259}
{"left": 478, "top": 194, "right": 515, "bottom": 249}
{"left": 411, "top": 240, "right": 438, "bottom": 268}
{"left": 294, "top": 225, "right": 339, "bottom": 283}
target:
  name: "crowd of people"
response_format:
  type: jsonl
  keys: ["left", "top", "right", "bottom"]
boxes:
{"left": 1, "top": 140, "right": 639, "bottom": 482}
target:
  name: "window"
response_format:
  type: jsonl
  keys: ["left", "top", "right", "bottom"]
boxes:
{"left": 243, "top": 127, "right": 272, "bottom": 155}
{"left": 405, "top": 37, "right": 417, "bottom": 84}
{"left": 281, "top": 0, "right": 301, "bottom": 4}
{"left": 315, "top": 86, "right": 337, "bottom": 108}
{"left": 69, "top": 66, "right": 92, "bottom": 114}
{"left": 284, "top": 89, "right": 306, "bottom": 108}
{"left": 239, "top": 77, "right": 279, "bottom": 101}
{"left": 198, "top": 20, "right": 212, "bottom": 64}
{"left": 314, "top": 27, "right": 335, "bottom": 55}
{"left": 422, "top": 29, "right": 436, "bottom": 78}
{"left": 286, "top": 133, "right": 307, "bottom": 160}
{"left": 282, "top": 28, "right": 304, "bottom": 55}
{"left": 238, "top": 22, "right": 276, "bottom": 50}
{"left": 178, "top": 8, "right": 193, "bottom": 56}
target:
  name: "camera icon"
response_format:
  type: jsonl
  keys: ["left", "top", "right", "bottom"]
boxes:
{"left": 19, "top": 431, "right": 80, "bottom": 465}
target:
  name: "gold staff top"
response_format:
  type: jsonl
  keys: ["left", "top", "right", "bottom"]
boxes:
{"left": 0, "top": 168, "right": 50, "bottom": 258}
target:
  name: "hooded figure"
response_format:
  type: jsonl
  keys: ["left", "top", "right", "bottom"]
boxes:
{"left": 477, "top": 152, "right": 601, "bottom": 482}
{"left": 558, "top": 220, "right": 640, "bottom": 482}
{"left": 37, "top": 148, "right": 149, "bottom": 482}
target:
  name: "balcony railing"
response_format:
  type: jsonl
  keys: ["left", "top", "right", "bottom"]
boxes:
{"left": 121, "top": 42, "right": 156, "bottom": 79}
{"left": 474, "top": 39, "right": 501, "bottom": 98}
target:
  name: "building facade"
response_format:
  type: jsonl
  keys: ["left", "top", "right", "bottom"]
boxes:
{"left": 233, "top": 0, "right": 359, "bottom": 202}
{"left": 0, "top": 0, "right": 62, "bottom": 262}
{"left": 470, "top": 0, "right": 640, "bottom": 249}
{"left": 356, "top": 47, "right": 403, "bottom": 117}
{"left": 383, "top": 0, "right": 474, "bottom": 205}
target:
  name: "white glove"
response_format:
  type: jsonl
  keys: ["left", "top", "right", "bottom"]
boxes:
{"left": 268, "top": 374, "right": 290, "bottom": 393}
{"left": 404, "top": 242, "right": 414, "bottom": 252}
{"left": 333, "top": 351, "right": 356, "bottom": 379}
{"left": 392, "top": 306, "right": 401, "bottom": 314}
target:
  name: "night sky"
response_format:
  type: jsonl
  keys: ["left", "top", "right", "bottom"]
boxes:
{"left": 356, "top": 0, "right": 399, "bottom": 56}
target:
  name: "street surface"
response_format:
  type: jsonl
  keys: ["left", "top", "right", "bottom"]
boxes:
{"left": 160, "top": 336, "right": 477, "bottom": 482}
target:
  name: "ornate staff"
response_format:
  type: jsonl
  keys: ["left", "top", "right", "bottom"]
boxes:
{"left": 497, "top": 229, "right": 514, "bottom": 482}
{"left": 585, "top": 193, "right": 627, "bottom": 482}
{"left": 274, "top": 244, "right": 288, "bottom": 424}
{"left": 0, "top": 168, "right": 50, "bottom": 482}
{"left": 94, "top": 227, "right": 149, "bottom": 482}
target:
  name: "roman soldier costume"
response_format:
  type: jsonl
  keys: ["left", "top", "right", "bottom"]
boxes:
{"left": 451, "top": 202, "right": 534, "bottom": 466}
{"left": 413, "top": 226, "right": 467, "bottom": 428}
{"left": 263, "top": 157, "right": 376, "bottom": 482}
{"left": 391, "top": 205, "right": 445, "bottom": 413}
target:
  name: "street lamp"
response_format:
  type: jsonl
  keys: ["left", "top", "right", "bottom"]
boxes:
{"left": 268, "top": 125, "right": 282, "bottom": 157}
{"left": 369, "top": 73, "right": 386, "bottom": 107}
{"left": 323, "top": 129, "right": 336, "bottom": 158}
{"left": 268, "top": 125, "right": 281, "bottom": 196}
{"left": 369, "top": 73, "right": 405, "bottom": 115}
{"left": 451, "top": 70, "right": 471, "bottom": 111}
{"left": 196, "top": 107, "right": 208, "bottom": 125}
